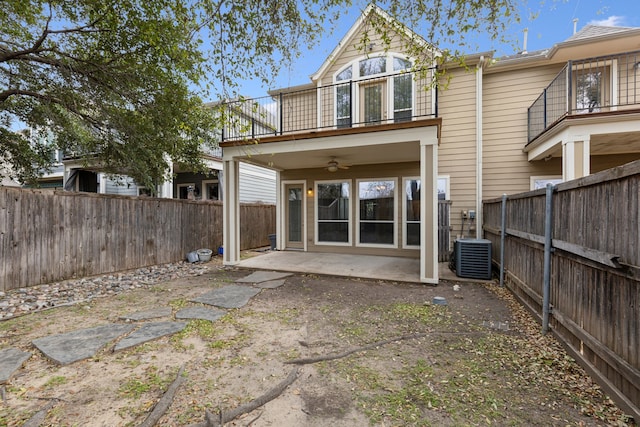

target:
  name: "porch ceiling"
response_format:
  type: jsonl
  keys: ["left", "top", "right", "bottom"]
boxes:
{"left": 525, "top": 113, "right": 640, "bottom": 161}
{"left": 236, "top": 141, "right": 420, "bottom": 171}
{"left": 223, "top": 125, "right": 438, "bottom": 171}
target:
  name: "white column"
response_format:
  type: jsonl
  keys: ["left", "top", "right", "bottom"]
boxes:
{"left": 223, "top": 159, "right": 240, "bottom": 265}
{"left": 275, "top": 171, "right": 282, "bottom": 250}
{"left": 158, "top": 157, "right": 174, "bottom": 198}
{"left": 562, "top": 136, "right": 590, "bottom": 181}
{"left": 420, "top": 130, "right": 439, "bottom": 284}
{"left": 98, "top": 173, "right": 107, "bottom": 194}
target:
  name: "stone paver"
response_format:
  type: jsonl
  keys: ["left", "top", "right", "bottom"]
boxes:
{"left": 235, "top": 271, "right": 292, "bottom": 284}
{"left": 191, "top": 285, "right": 261, "bottom": 309}
{"left": 32, "top": 324, "right": 135, "bottom": 365}
{"left": 119, "top": 307, "right": 172, "bottom": 321}
{"left": 176, "top": 307, "right": 226, "bottom": 322}
{"left": 114, "top": 322, "right": 186, "bottom": 351}
{"left": 254, "top": 279, "right": 286, "bottom": 289}
{"left": 0, "top": 348, "right": 31, "bottom": 384}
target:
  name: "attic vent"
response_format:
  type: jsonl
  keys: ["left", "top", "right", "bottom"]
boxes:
{"left": 455, "top": 238, "right": 492, "bottom": 280}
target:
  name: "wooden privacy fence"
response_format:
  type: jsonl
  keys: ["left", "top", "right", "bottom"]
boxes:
{"left": 438, "top": 200, "right": 451, "bottom": 262}
{"left": 483, "top": 160, "right": 640, "bottom": 421}
{"left": 0, "top": 187, "right": 275, "bottom": 292}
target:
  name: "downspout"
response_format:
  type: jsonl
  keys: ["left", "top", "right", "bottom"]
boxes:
{"left": 475, "top": 56, "right": 485, "bottom": 238}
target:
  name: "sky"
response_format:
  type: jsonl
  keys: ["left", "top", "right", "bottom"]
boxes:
{"left": 230, "top": 0, "right": 640, "bottom": 99}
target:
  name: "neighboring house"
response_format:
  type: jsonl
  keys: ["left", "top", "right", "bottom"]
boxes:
{"left": 219, "top": 4, "right": 640, "bottom": 283}
{"left": 25, "top": 106, "right": 277, "bottom": 203}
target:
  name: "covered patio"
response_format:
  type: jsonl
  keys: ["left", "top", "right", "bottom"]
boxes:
{"left": 221, "top": 121, "right": 442, "bottom": 284}
{"left": 236, "top": 251, "right": 467, "bottom": 284}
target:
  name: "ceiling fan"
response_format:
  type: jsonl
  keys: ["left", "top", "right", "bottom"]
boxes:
{"left": 325, "top": 157, "right": 350, "bottom": 172}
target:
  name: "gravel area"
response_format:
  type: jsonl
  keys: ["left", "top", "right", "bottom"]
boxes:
{"left": 0, "top": 261, "right": 213, "bottom": 320}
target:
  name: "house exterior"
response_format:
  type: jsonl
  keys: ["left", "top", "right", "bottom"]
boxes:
{"left": 220, "top": 5, "right": 640, "bottom": 283}
{"left": 24, "top": 115, "right": 277, "bottom": 204}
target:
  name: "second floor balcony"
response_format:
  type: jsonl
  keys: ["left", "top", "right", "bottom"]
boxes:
{"left": 528, "top": 50, "right": 640, "bottom": 143}
{"left": 218, "top": 68, "right": 438, "bottom": 143}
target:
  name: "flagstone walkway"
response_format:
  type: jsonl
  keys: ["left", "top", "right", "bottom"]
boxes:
{"left": 0, "top": 271, "right": 292, "bottom": 384}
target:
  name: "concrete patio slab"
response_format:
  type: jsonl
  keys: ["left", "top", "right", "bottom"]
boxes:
{"left": 119, "top": 307, "right": 172, "bottom": 321}
{"left": 175, "top": 307, "right": 226, "bottom": 322}
{"left": 0, "top": 348, "right": 31, "bottom": 384}
{"left": 238, "top": 252, "right": 487, "bottom": 284}
{"left": 235, "top": 271, "right": 293, "bottom": 284}
{"left": 238, "top": 252, "right": 421, "bottom": 283}
{"left": 114, "top": 321, "right": 186, "bottom": 351}
{"left": 191, "top": 285, "right": 261, "bottom": 309}
{"left": 32, "top": 324, "right": 135, "bottom": 365}
{"left": 254, "top": 279, "right": 286, "bottom": 289}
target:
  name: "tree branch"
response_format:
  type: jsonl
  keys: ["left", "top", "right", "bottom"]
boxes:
{"left": 285, "top": 333, "right": 427, "bottom": 365}
{"left": 0, "top": 10, "right": 52, "bottom": 63}
{"left": 138, "top": 366, "right": 186, "bottom": 427}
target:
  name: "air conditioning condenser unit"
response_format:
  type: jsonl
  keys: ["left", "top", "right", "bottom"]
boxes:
{"left": 454, "top": 238, "right": 492, "bottom": 280}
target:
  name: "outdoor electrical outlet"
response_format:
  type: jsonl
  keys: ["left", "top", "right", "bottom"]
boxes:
{"left": 461, "top": 210, "right": 468, "bottom": 219}
{"left": 469, "top": 210, "right": 476, "bottom": 219}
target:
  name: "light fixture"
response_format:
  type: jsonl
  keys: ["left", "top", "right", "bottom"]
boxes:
{"left": 307, "top": 187, "right": 313, "bottom": 196}
{"left": 327, "top": 164, "right": 338, "bottom": 173}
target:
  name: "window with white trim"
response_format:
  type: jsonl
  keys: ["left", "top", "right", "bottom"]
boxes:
{"left": 316, "top": 181, "right": 351, "bottom": 244}
{"left": 334, "top": 54, "right": 413, "bottom": 126}
{"left": 404, "top": 178, "right": 421, "bottom": 247}
{"left": 357, "top": 179, "right": 396, "bottom": 246}
{"left": 403, "top": 176, "right": 449, "bottom": 248}
{"left": 202, "top": 180, "right": 220, "bottom": 200}
{"left": 531, "top": 176, "right": 562, "bottom": 190}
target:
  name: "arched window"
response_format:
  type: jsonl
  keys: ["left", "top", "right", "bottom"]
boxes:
{"left": 333, "top": 54, "right": 413, "bottom": 127}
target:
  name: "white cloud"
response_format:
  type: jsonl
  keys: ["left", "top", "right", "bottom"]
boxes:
{"left": 588, "top": 15, "right": 627, "bottom": 27}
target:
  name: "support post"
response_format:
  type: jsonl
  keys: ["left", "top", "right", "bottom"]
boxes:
{"left": 499, "top": 193, "right": 507, "bottom": 287}
{"left": 542, "top": 183, "right": 554, "bottom": 334}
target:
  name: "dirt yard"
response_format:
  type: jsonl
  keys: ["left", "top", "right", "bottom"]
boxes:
{"left": 0, "top": 255, "right": 632, "bottom": 426}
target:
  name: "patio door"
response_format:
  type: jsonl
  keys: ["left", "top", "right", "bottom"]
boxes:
{"left": 285, "top": 184, "right": 304, "bottom": 249}
{"left": 360, "top": 80, "right": 387, "bottom": 125}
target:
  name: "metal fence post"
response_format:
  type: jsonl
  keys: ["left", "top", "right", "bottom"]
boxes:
{"left": 279, "top": 92, "right": 283, "bottom": 135}
{"left": 499, "top": 193, "right": 507, "bottom": 287}
{"left": 542, "top": 183, "right": 554, "bottom": 334}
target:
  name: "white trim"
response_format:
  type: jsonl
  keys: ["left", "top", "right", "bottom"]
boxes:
{"left": 437, "top": 175, "right": 450, "bottom": 200}
{"left": 402, "top": 176, "right": 421, "bottom": 250}
{"left": 475, "top": 56, "right": 485, "bottom": 239}
{"left": 355, "top": 177, "right": 398, "bottom": 249}
{"left": 333, "top": 53, "right": 415, "bottom": 125}
{"left": 311, "top": 5, "right": 430, "bottom": 81}
{"left": 98, "top": 172, "right": 107, "bottom": 194}
{"left": 530, "top": 176, "right": 563, "bottom": 190}
{"left": 281, "top": 179, "right": 308, "bottom": 251}
{"left": 419, "top": 141, "right": 438, "bottom": 284}
{"left": 314, "top": 179, "right": 352, "bottom": 247}
{"left": 223, "top": 160, "right": 240, "bottom": 265}
{"left": 201, "top": 179, "right": 220, "bottom": 200}
{"left": 176, "top": 183, "right": 196, "bottom": 200}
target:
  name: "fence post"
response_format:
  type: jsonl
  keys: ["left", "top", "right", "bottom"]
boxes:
{"left": 279, "top": 93, "right": 283, "bottom": 135}
{"left": 499, "top": 193, "right": 507, "bottom": 287}
{"left": 542, "top": 183, "right": 554, "bottom": 334}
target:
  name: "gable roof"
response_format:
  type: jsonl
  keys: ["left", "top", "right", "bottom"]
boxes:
{"left": 565, "top": 24, "right": 636, "bottom": 42}
{"left": 309, "top": 4, "right": 432, "bottom": 82}
{"left": 492, "top": 23, "right": 640, "bottom": 69}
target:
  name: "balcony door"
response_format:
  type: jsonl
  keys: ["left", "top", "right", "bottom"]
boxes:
{"left": 360, "top": 80, "right": 387, "bottom": 125}
{"left": 285, "top": 184, "right": 304, "bottom": 249}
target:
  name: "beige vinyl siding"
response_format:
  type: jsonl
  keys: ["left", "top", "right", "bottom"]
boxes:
{"left": 281, "top": 162, "right": 422, "bottom": 258}
{"left": 437, "top": 68, "right": 478, "bottom": 243}
{"left": 482, "top": 65, "right": 564, "bottom": 199}
{"left": 319, "top": 22, "right": 409, "bottom": 84}
{"left": 281, "top": 90, "right": 317, "bottom": 132}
